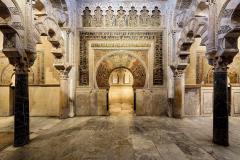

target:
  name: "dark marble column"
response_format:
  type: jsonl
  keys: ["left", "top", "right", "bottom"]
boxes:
{"left": 173, "top": 71, "right": 185, "bottom": 118}
{"left": 213, "top": 67, "right": 229, "bottom": 146}
{"left": 106, "top": 89, "right": 109, "bottom": 111}
{"left": 134, "top": 89, "right": 136, "bottom": 112}
{"left": 14, "top": 67, "right": 30, "bottom": 147}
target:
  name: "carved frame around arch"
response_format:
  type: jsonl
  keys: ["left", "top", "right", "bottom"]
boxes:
{"left": 95, "top": 51, "right": 148, "bottom": 89}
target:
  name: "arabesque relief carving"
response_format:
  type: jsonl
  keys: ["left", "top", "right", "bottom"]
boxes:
{"left": 140, "top": 6, "right": 150, "bottom": 27}
{"left": 92, "top": 6, "right": 103, "bottom": 27}
{"left": 79, "top": 31, "right": 163, "bottom": 86}
{"left": 116, "top": 6, "right": 126, "bottom": 27}
{"left": 105, "top": 6, "right": 115, "bottom": 27}
{"left": 96, "top": 53, "right": 146, "bottom": 89}
{"left": 82, "top": 6, "right": 162, "bottom": 27}
{"left": 82, "top": 7, "right": 92, "bottom": 27}
{"left": 128, "top": 6, "right": 138, "bottom": 27}
{"left": 151, "top": 7, "right": 161, "bottom": 26}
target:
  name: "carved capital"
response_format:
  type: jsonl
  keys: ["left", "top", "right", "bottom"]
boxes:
{"left": 170, "top": 65, "right": 185, "bottom": 78}
{"left": 59, "top": 71, "right": 69, "bottom": 79}
{"left": 54, "top": 61, "right": 72, "bottom": 79}
{"left": 213, "top": 57, "right": 229, "bottom": 72}
{"left": 14, "top": 59, "right": 29, "bottom": 74}
{"left": 173, "top": 69, "right": 184, "bottom": 78}
{"left": 66, "top": 28, "right": 71, "bottom": 35}
{"left": 206, "top": 0, "right": 216, "bottom": 6}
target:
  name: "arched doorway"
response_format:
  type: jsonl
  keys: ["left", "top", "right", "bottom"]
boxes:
{"left": 95, "top": 52, "right": 147, "bottom": 115}
{"left": 108, "top": 68, "right": 134, "bottom": 115}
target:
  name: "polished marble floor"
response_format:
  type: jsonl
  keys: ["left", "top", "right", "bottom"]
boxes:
{"left": 0, "top": 115, "right": 240, "bottom": 160}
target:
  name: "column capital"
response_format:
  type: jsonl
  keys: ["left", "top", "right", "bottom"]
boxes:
{"left": 59, "top": 71, "right": 70, "bottom": 79}
{"left": 8, "top": 57, "right": 29, "bottom": 74}
{"left": 207, "top": 0, "right": 216, "bottom": 6}
{"left": 54, "top": 63, "right": 72, "bottom": 79}
{"left": 213, "top": 57, "right": 229, "bottom": 72}
{"left": 170, "top": 65, "right": 186, "bottom": 78}
{"left": 173, "top": 69, "right": 185, "bottom": 78}
{"left": 62, "top": 27, "right": 72, "bottom": 35}
{"left": 15, "top": 65, "right": 29, "bottom": 74}
{"left": 66, "top": 28, "right": 72, "bottom": 35}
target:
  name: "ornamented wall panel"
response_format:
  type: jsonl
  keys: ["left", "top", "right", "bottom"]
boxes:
{"left": 79, "top": 31, "right": 164, "bottom": 86}
{"left": 96, "top": 61, "right": 112, "bottom": 88}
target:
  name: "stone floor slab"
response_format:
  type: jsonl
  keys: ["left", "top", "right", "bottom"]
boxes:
{"left": 0, "top": 116, "right": 239, "bottom": 160}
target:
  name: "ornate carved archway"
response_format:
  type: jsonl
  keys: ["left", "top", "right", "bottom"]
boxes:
{"left": 217, "top": 0, "right": 240, "bottom": 64}
{"left": 0, "top": 0, "right": 31, "bottom": 67}
{"left": 96, "top": 52, "right": 146, "bottom": 89}
{"left": 175, "top": 17, "right": 208, "bottom": 70}
{"left": 79, "top": 31, "right": 164, "bottom": 87}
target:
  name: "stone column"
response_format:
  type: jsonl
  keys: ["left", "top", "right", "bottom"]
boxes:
{"left": 134, "top": 89, "right": 136, "bottom": 111}
{"left": 59, "top": 72, "right": 69, "bottom": 119}
{"left": 14, "top": 66, "right": 30, "bottom": 147}
{"left": 213, "top": 63, "right": 229, "bottom": 146}
{"left": 173, "top": 70, "right": 185, "bottom": 118}
{"left": 54, "top": 64, "right": 72, "bottom": 119}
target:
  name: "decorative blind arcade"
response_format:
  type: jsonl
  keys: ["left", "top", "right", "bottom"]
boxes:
{"left": 82, "top": 6, "right": 162, "bottom": 28}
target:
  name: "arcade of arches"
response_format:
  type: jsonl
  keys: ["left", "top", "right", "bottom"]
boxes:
{"left": 0, "top": 0, "right": 240, "bottom": 159}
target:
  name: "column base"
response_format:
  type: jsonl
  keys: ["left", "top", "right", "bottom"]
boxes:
{"left": 213, "top": 116, "right": 229, "bottom": 146}
{"left": 14, "top": 138, "right": 30, "bottom": 147}
{"left": 172, "top": 114, "right": 183, "bottom": 119}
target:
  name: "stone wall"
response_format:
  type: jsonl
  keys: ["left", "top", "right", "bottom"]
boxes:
{"left": 29, "top": 85, "right": 60, "bottom": 117}
{"left": 0, "top": 85, "right": 60, "bottom": 117}
{"left": 75, "top": 88, "right": 108, "bottom": 116}
{"left": 184, "top": 85, "right": 201, "bottom": 116}
{"left": 184, "top": 86, "right": 213, "bottom": 116}
{"left": 231, "top": 86, "right": 240, "bottom": 116}
{"left": 0, "top": 86, "right": 11, "bottom": 116}
{"left": 136, "top": 89, "right": 168, "bottom": 116}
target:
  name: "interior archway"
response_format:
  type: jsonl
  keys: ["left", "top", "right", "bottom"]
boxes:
{"left": 108, "top": 68, "right": 134, "bottom": 115}
{"left": 95, "top": 52, "right": 147, "bottom": 116}
{"left": 96, "top": 52, "right": 147, "bottom": 89}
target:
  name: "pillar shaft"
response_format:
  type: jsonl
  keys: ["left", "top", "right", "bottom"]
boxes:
{"left": 173, "top": 72, "right": 185, "bottom": 118}
{"left": 59, "top": 75, "right": 69, "bottom": 119}
{"left": 213, "top": 69, "right": 229, "bottom": 146}
{"left": 207, "top": 1, "right": 217, "bottom": 53}
{"left": 14, "top": 68, "right": 29, "bottom": 147}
